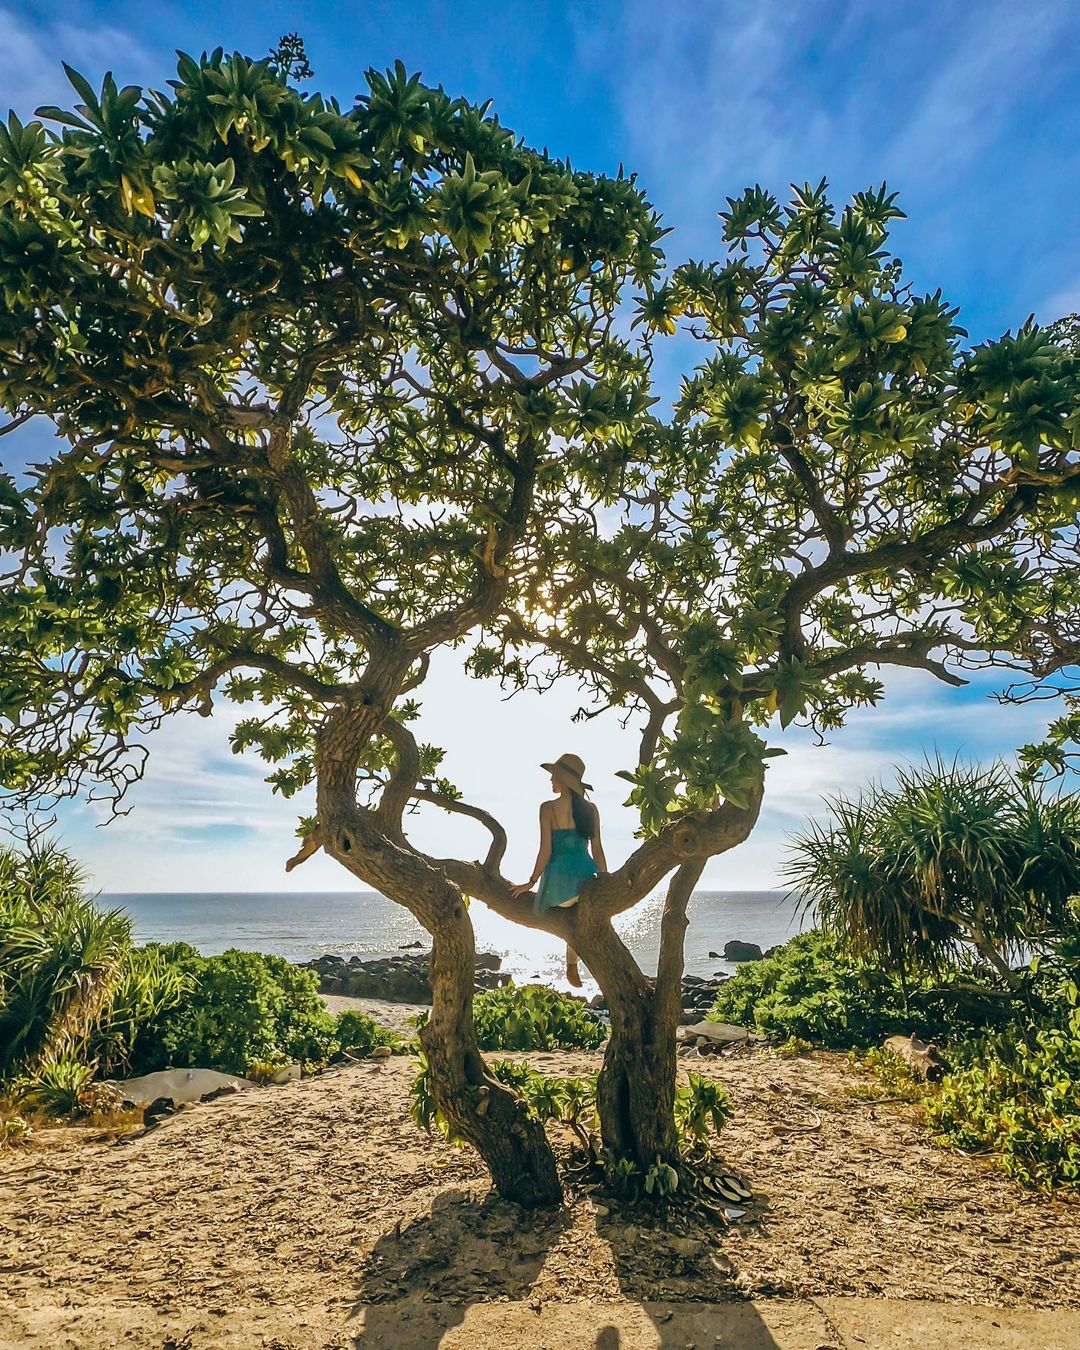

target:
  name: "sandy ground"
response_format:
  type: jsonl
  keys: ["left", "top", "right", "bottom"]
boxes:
{"left": 320, "top": 992, "right": 427, "bottom": 1034}
{"left": 1, "top": 1047, "right": 1079, "bottom": 1349}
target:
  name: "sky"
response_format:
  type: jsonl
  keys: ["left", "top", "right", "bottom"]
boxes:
{"left": 0, "top": 0, "right": 1078, "bottom": 896}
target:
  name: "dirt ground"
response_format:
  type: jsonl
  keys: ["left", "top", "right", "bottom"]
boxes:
{"left": 1, "top": 1046, "right": 1078, "bottom": 1348}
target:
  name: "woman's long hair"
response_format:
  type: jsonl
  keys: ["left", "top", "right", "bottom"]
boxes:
{"left": 570, "top": 789, "right": 594, "bottom": 841}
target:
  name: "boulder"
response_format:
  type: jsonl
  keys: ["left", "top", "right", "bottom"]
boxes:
{"left": 270, "top": 1063, "right": 302, "bottom": 1085}
{"left": 301, "top": 950, "right": 502, "bottom": 1004}
{"left": 723, "top": 940, "right": 764, "bottom": 962}
{"left": 107, "top": 1067, "right": 254, "bottom": 1109}
{"left": 678, "top": 1020, "right": 754, "bottom": 1045}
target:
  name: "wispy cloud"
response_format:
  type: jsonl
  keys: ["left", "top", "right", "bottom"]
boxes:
{"left": 0, "top": 8, "right": 162, "bottom": 119}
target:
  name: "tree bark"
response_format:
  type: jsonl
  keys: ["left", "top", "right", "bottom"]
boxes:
{"left": 574, "top": 910, "right": 681, "bottom": 1167}
{"left": 316, "top": 707, "right": 561, "bottom": 1209}
{"left": 419, "top": 906, "right": 562, "bottom": 1208}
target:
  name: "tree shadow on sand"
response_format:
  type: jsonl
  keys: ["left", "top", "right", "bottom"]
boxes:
{"left": 347, "top": 1182, "right": 786, "bottom": 1349}
{"left": 594, "top": 1202, "right": 784, "bottom": 1349}
{"left": 348, "top": 1187, "right": 569, "bottom": 1348}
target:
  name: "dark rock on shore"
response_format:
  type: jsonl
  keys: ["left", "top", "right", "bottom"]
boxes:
{"left": 589, "top": 971, "right": 730, "bottom": 1022}
{"left": 302, "top": 950, "right": 508, "bottom": 1004}
{"left": 723, "top": 939, "right": 764, "bottom": 962}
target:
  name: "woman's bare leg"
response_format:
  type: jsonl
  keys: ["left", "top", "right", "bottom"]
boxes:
{"left": 565, "top": 944, "right": 582, "bottom": 987}
{"left": 556, "top": 896, "right": 583, "bottom": 986}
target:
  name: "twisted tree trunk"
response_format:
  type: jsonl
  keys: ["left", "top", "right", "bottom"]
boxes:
{"left": 421, "top": 907, "right": 562, "bottom": 1207}
{"left": 573, "top": 863, "right": 703, "bottom": 1167}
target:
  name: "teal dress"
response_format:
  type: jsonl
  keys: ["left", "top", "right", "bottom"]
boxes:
{"left": 535, "top": 828, "right": 598, "bottom": 913}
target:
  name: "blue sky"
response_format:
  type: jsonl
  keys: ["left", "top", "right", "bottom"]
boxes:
{"left": 1, "top": 1, "right": 1078, "bottom": 894}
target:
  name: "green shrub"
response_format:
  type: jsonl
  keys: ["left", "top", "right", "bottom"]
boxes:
{"left": 674, "top": 1072, "right": 733, "bottom": 1144}
{"left": 89, "top": 944, "right": 194, "bottom": 1075}
{"left": 15, "top": 1056, "right": 93, "bottom": 1117}
{"left": 0, "top": 845, "right": 129, "bottom": 1081}
{"left": 127, "top": 946, "right": 339, "bottom": 1076}
{"left": 469, "top": 984, "right": 605, "bottom": 1051}
{"left": 846, "top": 1047, "right": 932, "bottom": 1103}
{"left": 927, "top": 994, "right": 1080, "bottom": 1189}
{"left": 335, "top": 1008, "right": 402, "bottom": 1056}
{"left": 709, "top": 930, "right": 988, "bottom": 1049}
{"left": 0, "top": 1113, "right": 32, "bottom": 1149}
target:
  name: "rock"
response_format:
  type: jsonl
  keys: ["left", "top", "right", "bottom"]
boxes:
{"left": 679, "top": 1020, "right": 753, "bottom": 1045}
{"left": 107, "top": 1067, "right": 255, "bottom": 1109}
{"left": 762, "top": 945, "right": 779, "bottom": 959}
{"left": 723, "top": 939, "right": 764, "bottom": 962}
{"left": 270, "top": 1063, "right": 302, "bottom": 1085}
{"left": 301, "top": 950, "right": 502, "bottom": 1004}
{"left": 369, "top": 1045, "right": 393, "bottom": 1060}
{"left": 143, "top": 1097, "right": 176, "bottom": 1126}
{"left": 708, "top": 950, "right": 721, "bottom": 959}
{"left": 883, "top": 1032, "right": 948, "bottom": 1081}
{"left": 399, "top": 940, "right": 425, "bottom": 949}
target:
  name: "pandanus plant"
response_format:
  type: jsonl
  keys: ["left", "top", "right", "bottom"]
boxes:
{"left": 0, "top": 845, "right": 129, "bottom": 1080}
{"left": 785, "top": 758, "right": 1080, "bottom": 984}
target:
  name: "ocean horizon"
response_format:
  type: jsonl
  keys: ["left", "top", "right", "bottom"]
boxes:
{"left": 104, "top": 888, "right": 810, "bottom": 993}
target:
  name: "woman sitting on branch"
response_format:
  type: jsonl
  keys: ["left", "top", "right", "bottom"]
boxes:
{"left": 512, "top": 753, "right": 607, "bottom": 987}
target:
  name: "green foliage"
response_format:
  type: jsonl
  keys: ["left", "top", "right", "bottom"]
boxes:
{"left": 89, "top": 944, "right": 193, "bottom": 1075}
{"left": 0, "top": 46, "right": 663, "bottom": 815}
{"left": 674, "top": 1071, "right": 733, "bottom": 1144}
{"left": 0, "top": 844, "right": 129, "bottom": 1081}
{"left": 0, "top": 1113, "right": 33, "bottom": 1148}
{"left": 926, "top": 993, "right": 1080, "bottom": 1189}
{"left": 709, "top": 929, "right": 990, "bottom": 1048}
{"left": 785, "top": 759, "right": 1080, "bottom": 974}
{"left": 127, "top": 946, "right": 339, "bottom": 1076}
{"left": 416, "top": 984, "right": 605, "bottom": 1052}
{"left": 846, "top": 1047, "right": 932, "bottom": 1103}
{"left": 335, "top": 1007, "right": 402, "bottom": 1056}
{"left": 14, "top": 1055, "right": 93, "bottom": 1117}
{"left": 643, "top": 1156, "right": 680, "bottom": 1198}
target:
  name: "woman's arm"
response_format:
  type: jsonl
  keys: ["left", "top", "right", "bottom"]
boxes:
{"left": 511, "top": 803, "right": 553, "bottom": 895}
{"left": 590, "top": 805, "right": 608, "bottom": 872}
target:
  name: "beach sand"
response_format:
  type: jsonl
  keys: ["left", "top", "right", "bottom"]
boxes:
{"left": 1, "top": 1047, "right": 1078, "bottom": 1348}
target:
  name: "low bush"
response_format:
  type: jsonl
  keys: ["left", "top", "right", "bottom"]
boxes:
{"left": 709, "top": 930, "right": 997, "bottom": 1049}
{"left": 125, "top": 945, "right": 340, "bottom": 1076}
{"left": 846, "top": 1047, "right": 932, "bottom": 1103}
{"left": 413, "top": 982, "right": 605, "bottom": 1052}
{"left": 15, "top": 1056, "right": 94, "bottom": 1117}
{"left": 926, "top": 992, "right": 1080, "bottom": 1190}
{"left": 472, "top": 984, "right": 606, "bottom": 1050}
{"left": 335, "top": 1008, "right": 403, "bottom": 1056}
{"left": 0, "top": 1114, "right": 33, "bottom": 1148}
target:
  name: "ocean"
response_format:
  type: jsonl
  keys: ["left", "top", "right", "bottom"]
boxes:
{"left": 104, "top": 889, "right": 810, "bottom": 993}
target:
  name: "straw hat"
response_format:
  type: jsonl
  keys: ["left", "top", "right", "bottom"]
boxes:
{"left": 541, "top": 753, "right": 593, "bottom": 794}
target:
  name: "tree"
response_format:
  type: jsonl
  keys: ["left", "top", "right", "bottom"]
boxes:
{"left": 1, "top": 47, "right": 1079, "bottom": 1203}
{"left": 784, "top": 758, "right": 1080, "bottom": 985}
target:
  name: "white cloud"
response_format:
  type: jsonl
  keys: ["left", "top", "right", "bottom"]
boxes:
{"left": 0, "top": 8, "right": 161, "bottom": 120}
{"left": 884, "top": 1, "right": 1072, "bottom": 186}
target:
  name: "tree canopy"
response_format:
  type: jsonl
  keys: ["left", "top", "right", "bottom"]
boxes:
{"left": 1, "top": 43, "right": 1079, "bottom": 1196}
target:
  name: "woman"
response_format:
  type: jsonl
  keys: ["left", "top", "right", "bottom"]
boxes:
{"left": 511, "top": 753, "right": 607, "bottom": 987}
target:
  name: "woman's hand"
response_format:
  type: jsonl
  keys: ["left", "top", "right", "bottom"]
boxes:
{"left": 510, "top": 882, "right": 535, "bottom": 897}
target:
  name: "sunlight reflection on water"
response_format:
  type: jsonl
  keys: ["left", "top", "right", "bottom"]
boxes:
{"left": 112, "top": 888, "right": 809, "bottom": 996}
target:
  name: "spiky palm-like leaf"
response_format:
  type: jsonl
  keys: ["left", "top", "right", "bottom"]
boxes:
{"left": 784, "top": 757, "right": 1080, "bottom": 975}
